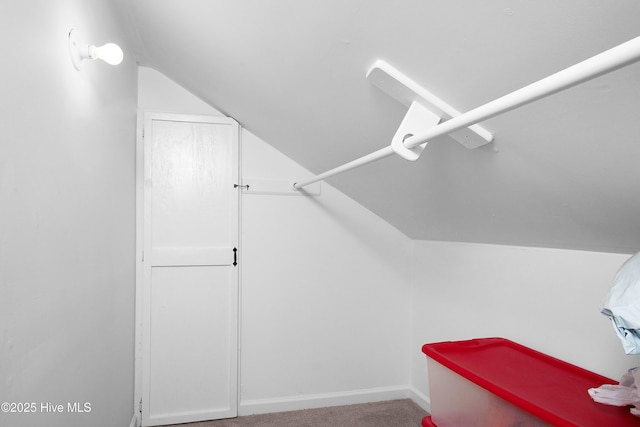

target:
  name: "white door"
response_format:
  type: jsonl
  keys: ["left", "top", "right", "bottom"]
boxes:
{"left": 140, "top": 113, "right": 239, "bottom": 426}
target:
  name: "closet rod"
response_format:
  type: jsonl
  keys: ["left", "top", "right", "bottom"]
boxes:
{"left": 293, "top": 36, "right": 640, "bottom": 190}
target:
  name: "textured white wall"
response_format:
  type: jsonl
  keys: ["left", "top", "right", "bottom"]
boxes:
{"left": 0, "top": 2, "right": 137, "bottom": 427}
{"left": 410, "top": 240, "right": 640, "bottom": 401}
{"left": 138, "top": 67, "right": 221, "bottom": 115}
{"left": 138, "top": 67, "right": 413, "bottom": 414}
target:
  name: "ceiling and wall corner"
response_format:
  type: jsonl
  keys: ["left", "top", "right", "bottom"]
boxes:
{"left": 114, "top": 0, "right": 640, "bottom": 254}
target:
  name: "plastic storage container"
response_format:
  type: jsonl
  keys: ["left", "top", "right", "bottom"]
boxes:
{"left": 422, "top": 338, "right": 639, "bottom": 427}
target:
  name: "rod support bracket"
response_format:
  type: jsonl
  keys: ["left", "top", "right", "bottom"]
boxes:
{"left": 390, "top": 101, "right": 441, "bottom": 161}
{"left": 368, "top": 59, "right": 493, "bottom": 150}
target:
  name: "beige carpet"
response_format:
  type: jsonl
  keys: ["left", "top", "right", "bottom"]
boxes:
{"left": 163, "top": 399, "right": 428, "bottom": 427}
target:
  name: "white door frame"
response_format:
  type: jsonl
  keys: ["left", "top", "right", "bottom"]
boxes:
{"left": 133, "top": 112, "right": 242, "bottom": 426}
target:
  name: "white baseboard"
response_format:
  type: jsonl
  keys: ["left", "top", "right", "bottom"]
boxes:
{"left": 129, "top": 414, "right": 138, "bottom": 427}
{"left": 239, "top": 385, "right": 416, "bottom": 416}
{"left": 407, "top": 386, "right": 431, "bottom": 413}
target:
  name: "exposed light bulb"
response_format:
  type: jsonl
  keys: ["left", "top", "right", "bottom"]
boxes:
{"left": 91, "top": 43, "right": 124, "bottom": 66}
{"left": 68, "top": 29, "right": 124, "bottom": 70}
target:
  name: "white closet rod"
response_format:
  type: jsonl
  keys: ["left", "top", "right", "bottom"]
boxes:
{"left": 293, "top": 36, "right": 640, "bottom": 190}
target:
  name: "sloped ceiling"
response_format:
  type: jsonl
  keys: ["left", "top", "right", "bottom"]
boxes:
{"left": 116, "top": 0, "right": 640, "bottom": 253}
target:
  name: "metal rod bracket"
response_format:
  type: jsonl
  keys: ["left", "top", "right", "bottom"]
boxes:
{"left": 294, "top": 37, "right": 640, "bottom": 189}
{"left": 390, "top": 101, "right": 441, "bottom": 161}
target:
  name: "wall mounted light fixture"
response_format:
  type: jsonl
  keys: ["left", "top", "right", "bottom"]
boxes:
{"left": 68, "top": 28, "right": 124, "bottom": 70}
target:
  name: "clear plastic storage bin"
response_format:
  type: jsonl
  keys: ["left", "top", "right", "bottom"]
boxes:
{"left": 421, "top": 338, "right": 639, "bottom": 427}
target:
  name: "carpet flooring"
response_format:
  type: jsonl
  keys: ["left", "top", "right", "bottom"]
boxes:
{"left": 162, "top": 399, "right": 428, "bottom": 427}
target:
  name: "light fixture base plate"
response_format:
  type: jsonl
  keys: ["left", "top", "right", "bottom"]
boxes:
{"left": 68, "top": 29, "right": 84, "bottom": 70}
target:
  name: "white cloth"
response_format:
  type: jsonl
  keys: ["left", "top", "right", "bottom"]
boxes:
{"left": 589, "top": 368, "right": 640, "bottom": 417}
{"left": 602, "top": 251, "right": 640, "bottom": 354}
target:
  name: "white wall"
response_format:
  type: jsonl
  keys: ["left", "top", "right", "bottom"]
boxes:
{"left": 239, "top": 128, "right": 412, "bottom": 413}
{"left": 410, "top": 240, "right": 640, "bottom": 401}
{"left": 137, "top": 67, "right": 414, "bottom": 414}
{"left": 138, "top": 67, "right": 221, "bottom": 115}
{"left": 0, "top": 2, "right": 137, "bottom": 427}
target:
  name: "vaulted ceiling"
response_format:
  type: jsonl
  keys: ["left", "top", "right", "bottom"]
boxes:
{"left": 115, "top": 0, "right": 640, "bottom": 253}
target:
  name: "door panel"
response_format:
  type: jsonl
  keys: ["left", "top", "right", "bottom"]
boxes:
{"left": 141, "top": 114, "right": 239, "bottom": 426}
{"left": 150, "top": 120, "right": 234, "bottom": 249}
{"left": 149, "top": 266, "right": 234, "bottom": 419}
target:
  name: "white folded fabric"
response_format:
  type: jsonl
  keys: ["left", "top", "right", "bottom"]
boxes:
{"left": 602, "top": 251, "right": 640, "bottom": 354}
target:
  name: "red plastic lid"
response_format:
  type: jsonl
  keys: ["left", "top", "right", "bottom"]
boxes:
{"left": 421, "top": 415, "right": 438, "bottom": 426}
{"left": 422, "top": 338, "right": 640, "bottom": 427}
